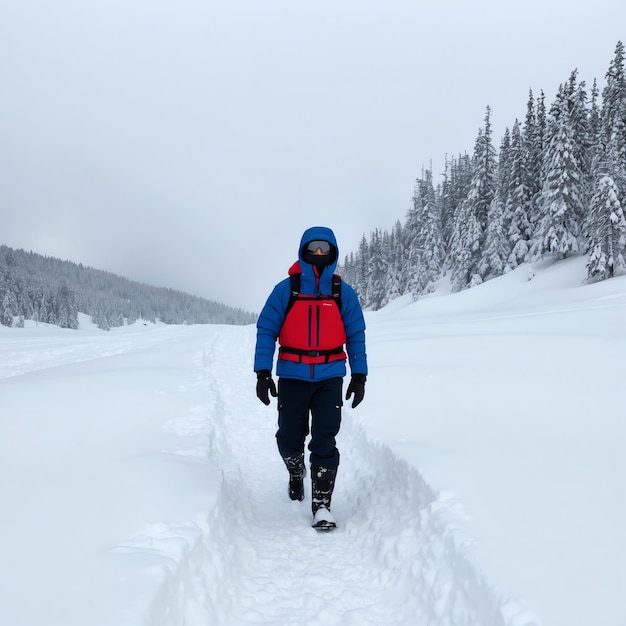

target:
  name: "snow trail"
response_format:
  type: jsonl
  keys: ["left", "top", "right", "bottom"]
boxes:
{"left": 166, "top": 325, "right": 536, "bottom": 625}
{"left": 5, "top": 259, "right": 624, "bottom": 625}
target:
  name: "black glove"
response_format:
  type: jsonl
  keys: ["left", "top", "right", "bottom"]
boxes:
{"left": 256, "top": 370, "right": 277, "bottom": 405}
{"left": 346, "top": 373, "right": 366, "bottom": 408}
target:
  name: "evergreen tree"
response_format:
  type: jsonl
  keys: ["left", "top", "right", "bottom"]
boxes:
{"left": 449, "top": 108, "right": 497, "bottom": 289}
{"left": 564, "top": 70, "right": 593, "bottom": 218}
{"left": 414, "top": 168, "right": 445, "bottom": 289}
{"left": 423, "top": 169, "right": 445, "bottom": 281}
{"left": 587, "top": 77, "right": 603, "bottom": 191}
{"left": 55, "top": 284, "right": 79, "bottom": 329}
{"left": 474, "top": 107, "right": 498, "bottom": 229}
{"left": 378, "top": 230, "right": 394, "bottom": 308}
{"left": 599, "top": 41, "right": 626, "bottom": 205}
{"left": 1, "top": 290, "right": 16, "bottom": 327}
{"left": 586, "top": 174, "right": 626, "bottom": 281}
{"left": 404, "top": 179, "right": 424, "bottom": 298}
{"left": 437, "top": 158, "right": 455, "bottom": 254}
{"left": 533, "top": 105, "right": 584, "bottom": 260}
{"left": 524, "top": 90, "right": 547, "bottom": 200}
{"left": 386, "top": 221, "right": 405, "bottom": 302}
{"left": 498, "top": 127, "right": 512, "bottom": 203}
{"left": 589, "top": 78, "right": 602, "bottom": 152}
{"left": 355, "top": 234, "right": 369, "bottom": 305}
{"left": 449, "top": 200, "right": 484, "bottom": 291}
{"left": 479, "top": 193, "right": 510, "bottom": 279}
{"left": 507, "top": 120, "right": 533, "bottom": 266}
{"left": 366, "top": 230, "right": 386, "bottom": 310}
{"left": 0, "top": 270, "right": 18, "bottom": 327}
{"left": 526, "top": 90, "right": 548, "bottom": 237}
{"left": 523, "top": 89, "right": 540, "bottom": 199}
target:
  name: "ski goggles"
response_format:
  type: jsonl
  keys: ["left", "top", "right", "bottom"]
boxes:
{"left": 305, "top": 240, "right": 332, "bottom": 254}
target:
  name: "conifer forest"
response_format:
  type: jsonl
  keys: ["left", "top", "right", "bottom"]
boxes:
{"left": 0, "top": 246, "right": 256, "bottom": 329}
{"left": 339, "top": 42, "right": 626, "bottom": 310}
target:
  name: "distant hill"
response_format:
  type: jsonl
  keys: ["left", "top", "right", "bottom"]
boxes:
{"left": 0, "top": 245, "right": 257, "bottom": 329}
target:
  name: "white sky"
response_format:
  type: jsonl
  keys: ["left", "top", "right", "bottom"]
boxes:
{"left": 1, "top": 0, "right": 625, "bottom": 311}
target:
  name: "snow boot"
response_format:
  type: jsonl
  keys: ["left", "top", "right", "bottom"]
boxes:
{"left": 311, "top": 465, "right": 337, "bottom": 531}
{"left": 282, "top": 454, "right": 306, "bottom": 501}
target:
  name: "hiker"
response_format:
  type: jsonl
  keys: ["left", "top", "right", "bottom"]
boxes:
{"left": 254, "top": 225, "right": 368, "bottom": 530}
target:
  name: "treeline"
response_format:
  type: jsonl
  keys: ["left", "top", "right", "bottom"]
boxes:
{"left": 340, "top": 42, "right": 626, "bottom": 310}
{"left": 0, "top": 246, "right": 256, "bottom": 329}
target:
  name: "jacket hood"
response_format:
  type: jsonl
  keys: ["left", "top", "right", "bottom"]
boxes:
{"left": 298, "top": 226, "right": 339, "bottom": 267}
{"left": 288, "top": 226, "right": 339, "bottom": 291}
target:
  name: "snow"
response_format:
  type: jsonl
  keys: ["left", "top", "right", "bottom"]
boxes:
{"left": 1, "top": 256, "right": 625, "bottom": 625}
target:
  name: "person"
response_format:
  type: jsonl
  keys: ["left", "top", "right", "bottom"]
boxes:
{"left": 254, "top": 225, "right": 368, "bottom": 530}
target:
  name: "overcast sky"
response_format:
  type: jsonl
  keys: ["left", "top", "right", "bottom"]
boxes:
{"left": 1, "top": 0, "right": 624, "bottom": 312}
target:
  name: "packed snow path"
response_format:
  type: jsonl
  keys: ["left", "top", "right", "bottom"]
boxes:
{"left": 5, "top": 259, "right": 626, "bottom": 625}
{"left": 160, "top": 326, "right": 531, "bottom": 625}
{"left": 1, "top": 320, "right": 537, "bottom": 626}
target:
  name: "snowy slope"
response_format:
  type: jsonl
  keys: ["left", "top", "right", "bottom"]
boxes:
{"left": 1, "top": 257, "right": 625, "bottom": 625}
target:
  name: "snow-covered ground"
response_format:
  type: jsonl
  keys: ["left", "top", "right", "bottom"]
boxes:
{"left": 1, "top": 256, "right": 625, "bottom": 626}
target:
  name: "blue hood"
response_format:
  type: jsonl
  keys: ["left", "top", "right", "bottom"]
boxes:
{"left": 298, "top": 226, "right": 339, "bottom": 284}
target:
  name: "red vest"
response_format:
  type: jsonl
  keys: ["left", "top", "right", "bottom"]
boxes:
{"left": 278, "top": 293, "right": 347, "bottom": 364}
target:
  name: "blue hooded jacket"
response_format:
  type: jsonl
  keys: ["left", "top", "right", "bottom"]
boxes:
{"left": 254, "top": 226, "right": 367, "bottom": 382}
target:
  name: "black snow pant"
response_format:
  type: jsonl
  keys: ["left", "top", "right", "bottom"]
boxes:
{"left": 276, "top": 377, "right": 343, "bottom": 470}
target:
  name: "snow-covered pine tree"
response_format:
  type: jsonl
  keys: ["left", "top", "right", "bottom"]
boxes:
{"left": 473, "top": 107, "right": 498, "bottom": 230}
{"left": 386, "top": 220, "right": 405, "bottom": 302}
{"left": 590, "top": 44, "right": 626, "bottom": 259}
{"left": 437, "top": 157, "right": 455, "bottom": 255}
{"left": 444, "top": 154, "right": 473, "bottom": 232}
{"left": 532, "top": 94, "right": 585, "bottom": 260}
{"left": 599, "top": 41, "right": 626, "bottom": 206}
{"left": 355, "top": 234, "right": 369, "bottom": 306}
{"left": 416, "top": 168, "right": 444, "bottom": 290}
{"left": 339, "top": 252, "right": 362, "bottom": 297}
{"left": 449, "top": 199, "right": 484, "bottom": 291}
{"left": 0, "top": 266, "right": 19, "bottom": 327}
{"left": 524, "top": 90, "right": 548, "bottom": 238}
{"left": 339, "top": 254, "right": 352, "bottom": 286}
{"left": 479, "top": 192, "right": 510, "bottom": 280}
{"left": 344, "top": 243, "right": 363, "bottom": 305}
{"left": 589, "top": 78, "right": 602, "bottom": 154}
{"left": 449, "top": 108, "right": 497, "bottom": 289}
{"left": 524, "top": 91, "right": 542, "bottom": 188}
{"left": 1, "top": 290, "right": 16, "bottom": 327}
{"left": 54, "top": 283, "right": 79, "bottom": 329}
{"left": 507, "top": 120, "right": 533, "bottom": 267}
{"left": 564, "top": 70, "right": 593, "bottom": 220}
{"left": 365, "top": 230, "right": 386, "bottom": 310}
{"left": 523, "top": 89, "right": 540, "bottom": 201}
{"left": 586, "top": 174, "right": 626, "bottom": 281}
{"left": 403, "top": 178, "right": 424, "bottom": 299}
{"left": 498, "top": 127, "right": 512, "bottom": 204}
{"left": 378, "top": 230, "right": 395, "bottom": 308}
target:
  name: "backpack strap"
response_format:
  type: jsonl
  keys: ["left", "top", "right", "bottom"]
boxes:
{"left": 284, "top": 272, "right": 342, "bottom": 318}
{"left": 331, "top": 273, "right": 342, "bottom": 313}
{"left": 285, "top": 273, "right": 301, "bottom": 318}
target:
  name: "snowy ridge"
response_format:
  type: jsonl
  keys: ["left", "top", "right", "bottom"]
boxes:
{"left": 120, "top": 326, "right": 539, "bottom": 625}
